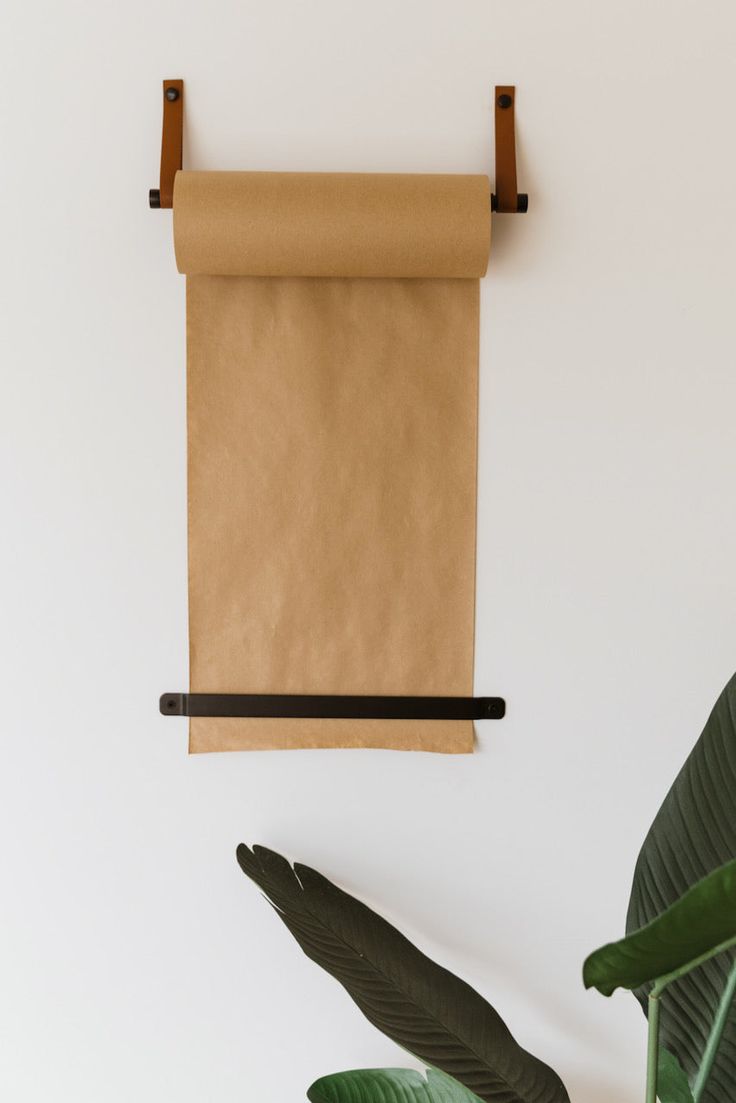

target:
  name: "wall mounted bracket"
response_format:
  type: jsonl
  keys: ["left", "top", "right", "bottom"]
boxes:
{"left": 149, "top": 79, "right": 183, "bottom": 209}
{"left": 491, "top": 85, "right": 528, "bottom": 213}
{"left": 148, "top": 79, "right": 527, "bottom": 213}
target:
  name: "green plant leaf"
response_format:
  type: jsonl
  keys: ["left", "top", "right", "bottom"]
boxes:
{"left": 307, "top": 1067, "right": 485, "bottom": 1103}
{"left": 583, "top": 858, "right": 736, "bottom": 995}
{"left": 657, "top": 1049, "right": 694, "bottom": 1103}
{"left": 626, "top": 672, "right": 736, "bottom": 1103}
{"left": 236, "top": 845, "right": 569, "bottom": 1103}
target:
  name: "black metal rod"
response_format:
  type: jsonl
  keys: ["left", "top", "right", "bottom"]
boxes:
{"left": 160, "top": 693, "right": 505, "bottom": 721}
{"left": 152, "top": 193, "right": 524, "bottom": 213}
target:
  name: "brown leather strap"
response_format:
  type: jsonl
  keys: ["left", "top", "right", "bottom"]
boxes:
{"left": 494, "top": 85, "right": 519, "bottom": 214}
{"left": 158, "top": 79, "right": 183, "bottom": 209}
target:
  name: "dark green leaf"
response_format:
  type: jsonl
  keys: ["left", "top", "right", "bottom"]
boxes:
{"left": 236, "top": 845, "right": 569, "bottom": 1103}
{"left": 657, "top": 1049, "right": 694, "bottom": 1103}
{"left": 584, "top": 859, "right": 736, "bottom": 995}
{"left": 626, "top": 672, "right": 736, "bottom": 1103}
{"left": 307, "top": 1067, "right": 485, "bottom": 1103}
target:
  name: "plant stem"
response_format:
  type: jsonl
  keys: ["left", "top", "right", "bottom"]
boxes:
{"left": 646, "top": 992, "right": 660, "bottom": 1103}
{"left": 642, "top": 934, "right": 736, "bottom": 1103}
{"left": 692, "top": 957, "right": 736, "bottom": 1102}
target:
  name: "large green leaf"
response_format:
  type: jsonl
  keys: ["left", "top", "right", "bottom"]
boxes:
{"left": 307, "top": 1067, "right": 485, "bottom": 1103}
{"left": 236, "top": 845, "right": 569, "bottom": 1103}
{"left": 584, "top": 859, "right": 736, "bottom": 995}
{"left": 626, "top": 672, "right": 736, "bottom": 1103}
{"left": 657, "top": 1050, "right": 695, "bottom": 1103}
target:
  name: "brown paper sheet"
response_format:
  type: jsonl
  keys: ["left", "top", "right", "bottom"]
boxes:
{"left": 173, "top": 171, "right": 491, "bottom": 752}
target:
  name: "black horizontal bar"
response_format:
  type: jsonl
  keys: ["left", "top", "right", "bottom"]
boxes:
{"left": 160, "top": 693, "right": 505, "bottom": 721}
{"left": 153, "top": 193, "right": 525, "bottom": 213}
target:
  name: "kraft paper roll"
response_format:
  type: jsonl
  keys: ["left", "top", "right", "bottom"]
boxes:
{"left": 173, "top": 170, "right": 491, "bottom": 753}
{"left": 174, "top": 171, "right": 490, "bottom": 278}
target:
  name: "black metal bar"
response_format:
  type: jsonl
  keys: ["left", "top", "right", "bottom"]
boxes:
{"left": 160, "top": 693, "right": 505, "bottom": 720}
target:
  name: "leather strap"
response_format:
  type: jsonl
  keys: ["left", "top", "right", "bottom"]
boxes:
{"left": 494, "top": 85, "right": 518, "bottom": 214}
{"left": 158, "top": 79, "right": 183, "bottom": 208}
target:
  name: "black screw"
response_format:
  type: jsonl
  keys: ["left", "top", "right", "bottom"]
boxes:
{"left": 497, "top": 93, "right": 512, "bottom": 109}
{"left": 165, "top": 87, "right": 180, "bottom": 102}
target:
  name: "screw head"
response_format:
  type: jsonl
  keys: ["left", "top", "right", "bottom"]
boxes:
{"left": 497, "top": 93, "right": 512, "bottom": 109}
{"left": 165, "top": 87, "right": 180, "bottom": 102}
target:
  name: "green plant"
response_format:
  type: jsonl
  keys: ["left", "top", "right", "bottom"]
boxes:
{"left": 584, "top": 860, "right": 736, "bottom": 1103}
{"left": 236, "top": 843, "right": 569, "bottom": 1103}
{"left": 236, "top": 673, "right": 736, "bottom": 1103}
{"left": 584, "top": 673, "right": 736, "bottom": 1103}
{"left": 309, "top": 1068, "right": 490, "bottom": 1103}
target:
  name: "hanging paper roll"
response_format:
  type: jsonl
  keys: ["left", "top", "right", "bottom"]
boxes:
{"left": 173, "top": 170, "right": 491, "bottom": 752}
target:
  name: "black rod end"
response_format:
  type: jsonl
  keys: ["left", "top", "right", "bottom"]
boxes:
{"left": 491, "top": 194, "right": 528, "bottom": 214}
{"left": 160, "top": 693, "right": 185, "bottom": 715}
{"left": 149, "top": 188, "right": 161, "bottom": 209}
{"left": 481, "top": 697, "right": 506, "bottom": 719}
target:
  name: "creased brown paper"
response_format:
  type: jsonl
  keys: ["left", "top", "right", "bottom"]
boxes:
{"left": 173, "top": 171, "right": 491, "bottom": 753}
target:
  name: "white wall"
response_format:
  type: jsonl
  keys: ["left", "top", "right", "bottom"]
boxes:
{"left": 3, "top": 2, "right": 736, "bottom": 1100}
